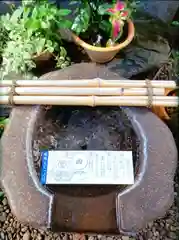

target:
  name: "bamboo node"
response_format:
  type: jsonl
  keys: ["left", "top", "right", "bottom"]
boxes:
{"left": 92, "top": 95, "right": 96, "bottom": 107}
{"left": 121, "top": 88, "right": 124, "bottom": 95}
{"left": 8, "top": 79, "right": 17, "bottom": 105}
{"left": 94, "top": 78, "right": 101, "bottom": 87}
{"left": 146, "top": 79, "right": 153, "bottom": 108}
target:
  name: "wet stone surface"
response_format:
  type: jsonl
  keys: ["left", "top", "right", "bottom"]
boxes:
{"left": 138, "top": 0, "right": 179, "bottom": 23}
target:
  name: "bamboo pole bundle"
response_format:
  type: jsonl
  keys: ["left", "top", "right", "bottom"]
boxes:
{"left": 0, "top": 87, "right": 165, "bottom": 96}
{"left": 0, "top": 95, "right": 178, "bottom": 107}
{"left": 0, "top": 79, "right": 177, "bottom": 89}
{"left": 0, "top": 79, "right": 178, "bottom": 107}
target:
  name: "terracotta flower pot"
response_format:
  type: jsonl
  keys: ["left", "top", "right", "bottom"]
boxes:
{"left": 71, "top": 19, "right": 135, "bottom": 63}
{"left": 152, "top": 89, "right": 177, "bottom": 120}
{"left": 33, "top": 51, "right": 52, "bottom": 64}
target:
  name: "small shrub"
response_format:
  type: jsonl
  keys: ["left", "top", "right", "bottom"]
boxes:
{"left": 0, "top": 0, "right": 72, "bottom": 78}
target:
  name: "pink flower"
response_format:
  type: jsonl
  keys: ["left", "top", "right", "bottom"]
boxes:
{"left": 115, "top": 1, "right": 125, "bottom": 11}
{"left": 106, "top": 1, "right": 129, "bottom": 41}
{"left": 121, "top": 11, "right": 128, "bottom": 17}
{"left": 107, "top": 1, "right": 125, "bottom": 14}
{"left": 112, "top": 19, "right": 120, "bottom": 38}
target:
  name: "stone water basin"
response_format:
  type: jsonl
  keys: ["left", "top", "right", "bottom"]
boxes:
{"left": 0, "top": 63, "right": 177, "bottom": 236}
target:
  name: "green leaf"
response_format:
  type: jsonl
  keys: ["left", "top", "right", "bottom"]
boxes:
{"left": 25, "top": 19, "right": 41, "bottom": 31}
{"left": 3, "top": 118, "right": 9, "bottom": 125}
{"left": 99, "top": 20, "right": 111, "bottom": 34}
{"left": 60, "top": 46, "right": 67, "bottom": 57}
{"left": 71, "top": 6, "right": 90, "bottom": 34}
{"left": 22, "top": 7, "right": 30, "bottom": 20}
{"left": 9, "top": 31, "right": 16, "bottom": 40}
{"left": 0, "top": 192, "right": 4, "bottom": 201}
{"left": 31, "top": 6, "right": 38, "bottom": 18}
{"left": 31, "top": 20, "right": 41, "bottom": 30}
{"left": 0, "top": 117, "right": 5, "bottom": 122}
{"left": 172, "top": 21, "right": 179, "bottom": 26}
{"left": 25, "top": 19, "right": 41, "bottom": 38}
{"left": 23, "top": 52, "right": 31, "bottom": 59}
{"left": 46, "top": 40, "right": 53, "bottom": 47}
{"left": 57, "top": 19, "right": 72, "bottom": 29}
{"left": 0, "top": 117, "right": 9, "bottom": 128}
{"left": 47, "top": 46, "right": 54, "bottom": 53}
{"left": 10, "top": 7, "right": 23, "bottom": 22}
{"left": 35, "top": 38, "right": 46, "bottom": 54}
{"left": 1, "top": 13, "right": 10, "bottom": 23}
{"left": 41, "top": 21, "right": 49, "bottom": 29}
{"left": 98, "top": 3, "right": 113, "bottom": 15}
{"left": 58, "top": 9, "right": 71, "bottom": 16}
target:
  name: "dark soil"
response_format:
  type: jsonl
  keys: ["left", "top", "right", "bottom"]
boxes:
{"left": 62, "top": 42, "right": 90, "bottom": 63}
{"left": 32, "top": 41, "right": 90, "bottom": 77}
{"left": 79, "top": 22, "right": 128, "bottom": 47}
{"left": 33, "top": 106, "right": 140, "bottom": 196}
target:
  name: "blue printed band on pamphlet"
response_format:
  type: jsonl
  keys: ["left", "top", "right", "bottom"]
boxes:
{"left": 40, "top": 150, "right": 134, "bottom": 185}
{"left": 40, "top": 151, "right": 49, "bottom": 185}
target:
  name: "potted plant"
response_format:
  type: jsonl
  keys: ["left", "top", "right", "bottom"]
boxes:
{"left": 70, "top": 0, "right": 136, "bottom": 63}
{"left": 0, "top": 0, "right": 72, "bottom": 79}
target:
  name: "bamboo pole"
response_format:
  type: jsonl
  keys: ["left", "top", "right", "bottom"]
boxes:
{"left": 0, "top": 79, "right": 177, "bottom": 89}
{"left": 0, "top": 87, "right": 165, "bottom": 96}
{"left": 0, "top": 95, "right": 178, "bottom": 107}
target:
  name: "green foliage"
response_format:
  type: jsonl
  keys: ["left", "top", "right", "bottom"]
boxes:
{"left": 0, "top": 117, "right": 9, "bottom": 128}
{"left": 71, "top": 0, "right": 138, "bottom": 45}
{"left": 0, "top": 117, "right": 9, "bottom": 138}
{"left": 0, "top": 192, "right": 4, "bottom": 201}
{"left": 71, "top": 0, "right": 105, "bottom": 35}
{"left": 0, "top": 21, "right": 8, "bottom": 56}
{"left": 172, "top": 21, "right": 179, "bottom": 27}
{"left": 0, "top": 0, "right": 72, "bottom": 78}
{"left": 56, "top": 46, "right": 71, "bottom": 68}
